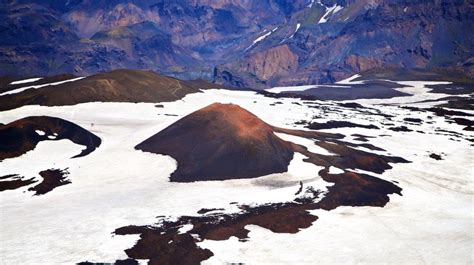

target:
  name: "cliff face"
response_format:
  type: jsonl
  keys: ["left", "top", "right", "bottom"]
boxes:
{"left": 0, "top": 0, "right": 472, "bottom": 87}
{"left": 245, "top": 45, "right": 299, "bottom": 81}
{"left": 0, "top": 0, "right": 307, "bottom": 79}
{"left": 214, "top": 0, "right": 474, "bottom": 88}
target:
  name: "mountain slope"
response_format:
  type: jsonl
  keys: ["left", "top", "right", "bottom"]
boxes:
{"left": 0, "top": 0, "right": 309, "bottom": 79}
{"left": 214, "top": 0, "right": 474, "bottom": 88}
{"left": 0, "top": 0, "right": 472, "bottom": 87}
{"left": 0, "top": 69, "right": 224, "bottom": 111}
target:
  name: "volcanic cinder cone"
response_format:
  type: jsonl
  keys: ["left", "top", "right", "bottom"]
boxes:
{"left": 136, "top": 103, "right": 294, "bottom": 182}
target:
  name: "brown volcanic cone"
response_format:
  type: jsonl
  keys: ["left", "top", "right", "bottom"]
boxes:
{"left": 136, "top": 103, "right": 294, "bottom": 182}
{"left": 0, "top": 69, "right": 226, "bottom": 111}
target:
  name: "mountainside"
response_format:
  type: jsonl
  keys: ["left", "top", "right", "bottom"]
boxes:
{"left": 214, "top": 0, "right": 474, "bottom": 88}
{"left": 1, "top": 0, "right": 472, "bottom": 87}
{"left": 0, "top": 69, "right": 225, "bottom": 111}
{"left": 0, "top": 0, "right": 307, "bottom": 79}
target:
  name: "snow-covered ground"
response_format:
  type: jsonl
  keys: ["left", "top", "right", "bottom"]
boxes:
{"left": 353, "top": 81, "right": 455, "bottom": 105}
{"left": 266, "top": 84, "right": 317, "bottom": 94}
{"left": 0, "top": 83, "right": 472, "bottom": 264}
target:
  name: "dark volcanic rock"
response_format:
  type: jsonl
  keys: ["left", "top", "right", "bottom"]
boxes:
{"left": 351, "top": 133, "right": 375, "bottom": 142}
{"left": 0, "top": 116, "right": 101, "bottom": 160}
{"left": 285, "top": 80, "right": 412, "bottom": 100}
{"left": 388, "top": 126, "right": 413, "bottom": 132}
{"left": 404, "top": 118, "right": 423, "bottom": 124}
{"left": 338, "top": 102, "right": 365, "bottom": 109}
{"left": 28, "top": 169, "right": 71, "bottom": 195}
{"left": 306, "top": 120, "right": 379, "bottom": 130}
{"left": 450, "top": 118, "right": 474, "bottom": 127}
{"left": 0, "top": 174, "right": 37, "bottom": 192}
{"left": 439, "top": 97, "right": 474, "bottom": 111}
{"left": 78, "top": 259, "right": 139, "bottom": 265}
{"left": 426, "top": 107, "right": 474, "bottom": 117}
{"left": 113, "top": 162, "right": 403, "bottom": 265}
{"left": 197, "top": 208, "right": 225, "bottom": 214}
{"left": 429, "top": 153, "right": 443, "bottom": 160}
{"left": 136, "top": 103, "right": 294, "bottom": 182}
{"left": 316, "top": 169, "right": 402, "bottom": 210}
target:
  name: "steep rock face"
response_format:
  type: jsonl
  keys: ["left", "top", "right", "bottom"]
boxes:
{"left": 215, "top": 45, "right": 299, "bottom": 89}
{"left": 245, "top": 45, "right": 298, "bottom": 82}
{"left": 89, "top": 22, "right": 199, "bottom": 72}
{"left": 64, "top": 3, "right": 161, "bottom": 38}
{"left": 0, "top": 0, "right": 309, "bottom": 78}
{"left": 0, "top": 0, "right": 472, "bottom": 87}
{"left": 214, "top": 0, "right": 474, "bottom": 88}
{"left": 135, "top": 103, "right": 295, "bottom": 182}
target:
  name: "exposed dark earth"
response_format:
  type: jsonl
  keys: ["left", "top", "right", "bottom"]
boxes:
{"left": 305, "top": 120, "right": 379, "bottom": 130}
{"left": 0, "top": 116, "right": 101, "bottom": 160}
{"left": 0, "top": 168, "right": 70, "bottom": 195}
{"left": 28, "top": 169, "right": 71, "bottom": 195}
{"left": 0, "top": 174, "right": 36, "bottom": 192}
{"left": 0, "top": 69, "right": 227, "bottom": 111}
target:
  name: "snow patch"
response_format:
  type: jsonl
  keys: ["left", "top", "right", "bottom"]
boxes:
{"left": 35, "top": 130, "right": 46, "bottom": 136}
{"left": 319, "top": 4, "right": 343, "bottom": 24}
{"left": 266, "top": 85, "right": 315, "bottom": 94}
{"left": 178, "top": 224, "right": 193, "bottom": 234}
{"left": 336, "top": 74, "right": 362, "bottom": 84}
{"left": 289, "top": 23, "right": 301, "bottom": 38}
{"left": 328, "top": 166, "right": 344, "bottom": 174}
{"left": 1, "top": 77, "right": 85, "bottom": 96}
{"left": 10, "top": 77, "right": 43, "bottom": 85}
{"left": 245, "top": 27, "right": 278, "bottom": 51}
{"left": 274, "top": 132, "right": 336, "bottom": 156}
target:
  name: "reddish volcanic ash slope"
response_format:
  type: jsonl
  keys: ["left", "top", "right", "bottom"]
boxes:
{"left": 0, "top": 116, "right": 101, "bottom": 160}
{"left": 136, "top": 103, "right": 294, "bottom": 182}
